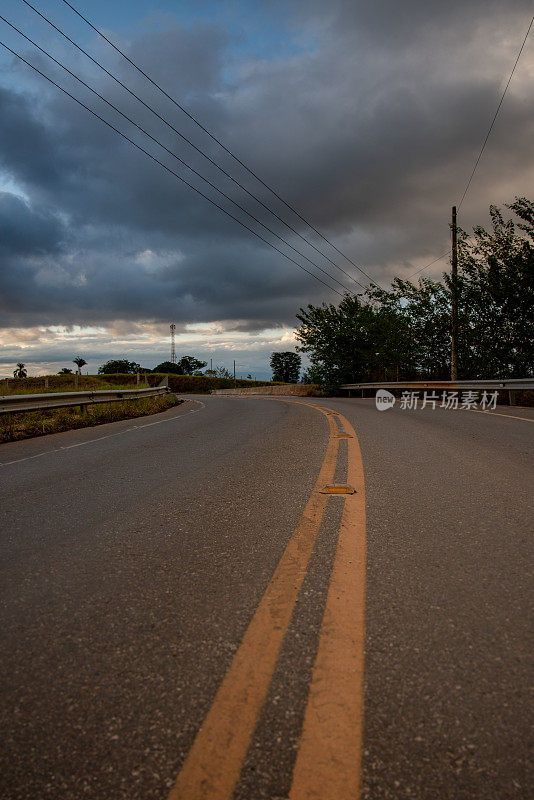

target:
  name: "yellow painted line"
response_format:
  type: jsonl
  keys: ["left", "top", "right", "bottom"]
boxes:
{"left": 290, "top": 412, "right": 366, "bottom": 800}
{"left": 168, "top": 409, "right": 340, "bottom": 800}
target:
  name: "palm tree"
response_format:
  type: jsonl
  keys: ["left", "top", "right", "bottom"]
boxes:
{"left": 13, "top": 363, "right": 27, "bottom": 378}
{"left": 73, "top": 357, "right": 87, "bottom": 375}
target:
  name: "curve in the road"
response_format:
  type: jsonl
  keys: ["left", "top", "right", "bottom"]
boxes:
{"left": 168, "top": 398, "right": 367, "bottom": 800}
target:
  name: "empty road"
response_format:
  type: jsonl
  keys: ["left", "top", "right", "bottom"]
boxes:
{"left": 1, "top": 394, "right": 532, "bottom": 799}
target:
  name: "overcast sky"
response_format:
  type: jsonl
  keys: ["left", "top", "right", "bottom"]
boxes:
{"left": 1, "top": 0, "right": 533, "bottom": 377}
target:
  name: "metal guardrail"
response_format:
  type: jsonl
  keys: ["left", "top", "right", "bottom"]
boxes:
{"left": 340, "top": 378, "right": 534, "bottom": 391}
{"left": 0, "top": 386, "right": 169, "bottom": 415}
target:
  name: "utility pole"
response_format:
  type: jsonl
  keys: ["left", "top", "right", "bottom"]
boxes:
{"left": 233, "top": 359, "right": 236, "bottom": 389}
{"left": 451, "top": 206, "right": 459, "bottom": 381}
{"left": 170, "top": 323, "right": 176, "bottom": 364}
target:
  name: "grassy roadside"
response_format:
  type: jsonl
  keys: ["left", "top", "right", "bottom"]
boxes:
{"left": 1, "top": 373, "right": 282, "bottom": 395}
{"left": 0, "top": 393, "right": 181, "bottom": 444}
{"left": 0, "top": 376, "right": 149, "bottom": 395}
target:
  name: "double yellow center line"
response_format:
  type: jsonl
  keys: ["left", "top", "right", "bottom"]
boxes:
{"left": 168, "top": 399, "right": 367, "bottom": 800}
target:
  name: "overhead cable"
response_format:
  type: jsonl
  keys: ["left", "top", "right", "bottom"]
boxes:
{"left": 1, "top": 16, "right": 358, "bottom": 293}
{"left": 0, "top": 39, "right": 346, "bottom": 298}
{"left": 21, "top": 0, "right": 378, "bottom": 289}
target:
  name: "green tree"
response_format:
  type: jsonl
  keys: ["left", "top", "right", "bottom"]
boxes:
{"left": 270, "top": 351, "right": 301, "bottom": 383}
{"left": 215, "top": 366, "right": 231, "bottom": 378}
{"left": 153, "top": 361, "right": 185, "bottom": 374}
{"left": 367, "top": 278, "right": 451, "bottom": 378}
{"left": 98, "top": 359, "right": 141, "bottom": 374}
{"left": 455, "top": 198, "right": 534, "bottom": 377}
{"left": 296, "top": 295, "right": 412, "bottom": 385}
{"left": 58, "top": 367, "right": 73, "bottom": 374}
{"left": 73, "top": 356, "right": 87, "bottom": 374}
{"left": 295, "top": 197, "right": 534, "bottom": 385}
{"left": 177, "top": 356, "right": 207, "bottom": 375}
{"left": 13, "top": 362, "right": 27, "bottom": 378}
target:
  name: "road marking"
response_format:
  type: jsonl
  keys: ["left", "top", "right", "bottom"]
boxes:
{"left": 289, "top": 412, "right": 366, "bottom": 800}
{"left": 168, "top": 410, "right": 340, "bottom": 800}
{"left": 320, "top": 483, "right": 356, "bottom": 494}
{"left": 0, "top": 400, "right": 204, "bottom": 467}
{"left": 466, "top": 408, "right": 534, "bottom": 422}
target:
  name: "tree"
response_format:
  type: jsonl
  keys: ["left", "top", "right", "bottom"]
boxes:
{"left": 13, "top": 362, "right": 27, "bottom": 378}
{"left": 215, "top": 366, "right": 231, "bottom": 378}
{"left": 296, "top": 294, "right": 412, "bottom": 385}
{"left": 270, "top": 351, "right": 301, "bottom": 383}
{"left": 295, "top": 198, "right": 534, "bottom": 385}
{"left": 58, "top": 367, "right": 73, "bottom": 374}
{"left": 177, "top": 355, "right": 207, "bottom": 375}
{"left": 454, "top": 198, "right": 534, "bottom": 377}
{"left": 98, "top": 359, "right": 141, "bottom": 374}
{"left": 153, "top": 361, "right": 185, "bottom": 374}
{"left": 73, "top": 356, "right": 87, "bottom": 374}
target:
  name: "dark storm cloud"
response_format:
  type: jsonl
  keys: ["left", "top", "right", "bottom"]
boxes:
{"left": 0, "top": 191, "right": 64, "bottom": 256}
{"left": 1, "top": 0, "right": 533, "bottom": 335}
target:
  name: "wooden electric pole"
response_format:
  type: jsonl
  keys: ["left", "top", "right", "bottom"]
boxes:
{"left": 451, "top": 205, "right": 459, "bottom": 381}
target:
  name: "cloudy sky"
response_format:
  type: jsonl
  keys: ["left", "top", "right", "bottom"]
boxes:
{"left": 1, "top": 0, "right": 533, "bottom": 377}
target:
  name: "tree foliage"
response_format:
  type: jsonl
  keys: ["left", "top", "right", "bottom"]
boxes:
{"left": 214, "top": 366, "right": 231, "bottom": 378}
{"left": 153, "top": 356, "right": 207, "bottom": 375}
{"left": 13, "top": 362, "right": 27, "bottom": 378}
{"left": 177, "top": 355, "right": 207, "bottom": 375}
{"left": 153, "top": 361, "right": 185, "bottom": 374}
{"left": 98, "top": 359, "right": 141, "bottom": 374}
{"left": 270, "top": 351, "right": 301, "bottom": 383}
{"left": 73, "top": 356, "right": 87, "bottom": 374}
{"left": 296, "top": 198, "right": 534, "bottom": 384}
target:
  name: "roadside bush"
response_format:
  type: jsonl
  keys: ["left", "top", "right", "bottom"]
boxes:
{"left": 147, "top": 374, "right": 281, "bottom": 393}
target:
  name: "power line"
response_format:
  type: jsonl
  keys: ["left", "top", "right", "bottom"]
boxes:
{"left": 20, "top": 0, "right": 378, "bottom": 290}
{"left": 408, "top": 12, "right": 533, "bottom": 279}
{"left": 405, "top": 250, "right": 452, "bottom": 279}
{"left": 0, "top": 15, "right": 357, "bottom": 294}
{"left": 58, "top": 0, "right": 381, "bottom": 287}
{"left": 0, "top": 39, "right": 346, "bottom": 298}
{"left": 458, "top": 12, "right": 534, "bottom": 210}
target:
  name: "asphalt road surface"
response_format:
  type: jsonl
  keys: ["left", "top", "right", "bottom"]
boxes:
{"left": 1, "top": 394, "right": 532, "bottom": 800}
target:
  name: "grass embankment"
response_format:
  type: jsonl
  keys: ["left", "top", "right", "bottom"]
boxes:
{"left": 0, "top": 385, "right": 181, "bottom": 444}
{"left": 1, "top": 373, "right": 279, "bottom": 395}
{"left": 0, "top": 375, "right": 146, "bottom": 395}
